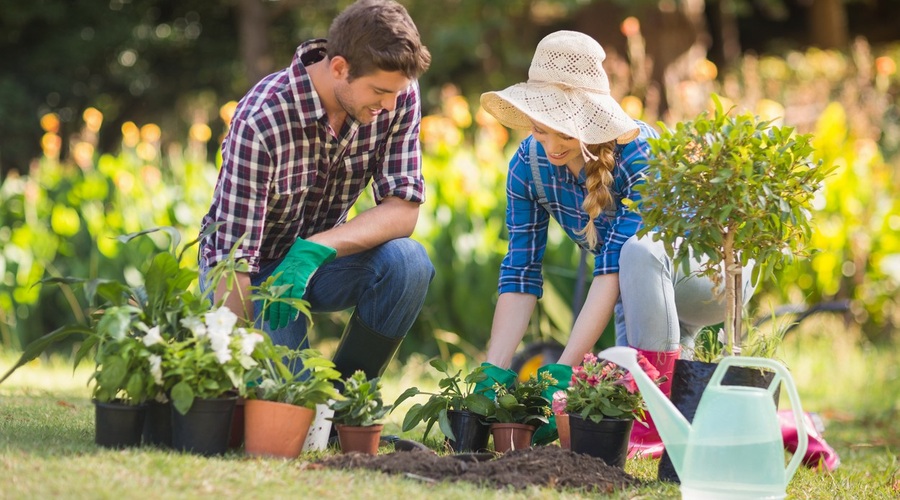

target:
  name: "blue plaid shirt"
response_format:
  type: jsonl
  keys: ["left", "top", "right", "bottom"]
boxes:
{"left": 498, "top": 120, "right": 658, "bottom": 298}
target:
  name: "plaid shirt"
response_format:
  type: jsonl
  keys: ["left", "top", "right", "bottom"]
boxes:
{"left": 499, "top": 120, "right": 658, "bottom": 298}
{"left": 200, "top": 39, "right": 425, "bottom": 272}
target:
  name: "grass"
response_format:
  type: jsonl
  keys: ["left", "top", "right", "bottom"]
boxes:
{"left": 1, "top": 317, "right": 899, "bottom": 499}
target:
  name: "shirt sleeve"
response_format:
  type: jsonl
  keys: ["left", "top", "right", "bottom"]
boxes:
{"left": 371, "top": 81, "right": 426, "bottom": 204}
{"left": 498, "top": 139, "right": 549, "bottom": 298}
{"left": 206, "top": 116, "right": 273, "bottom": 272}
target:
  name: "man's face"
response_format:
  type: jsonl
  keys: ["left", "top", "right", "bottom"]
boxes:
{"left": 333, "top": 66, "right": 411, "bottom": 125}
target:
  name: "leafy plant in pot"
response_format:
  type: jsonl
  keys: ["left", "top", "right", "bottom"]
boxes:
{"left": 243, "top": 344, "right": 342, "bottom": 458}
{"left": 329, "top": 370, "right": 391, "bottom": 455}
{"left": 632, "top": 95, "right": 831, "bottom": 480}
{"left": 393, "top": 360, "right": 496, "bottom": 453}
{"left": 484, "top": 372, "right": 553, "bottom": 453}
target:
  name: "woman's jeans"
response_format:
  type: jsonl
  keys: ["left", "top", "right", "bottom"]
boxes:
{"left": 199, "top": 238, "right": 434, "bottom": 352}
{"left": 614, "top": 234, "right": 756, "bottom": 354}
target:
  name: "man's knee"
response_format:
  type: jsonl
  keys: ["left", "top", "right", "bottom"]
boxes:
{"left": 383, "top": 238, "right": 435, "bottom": 286}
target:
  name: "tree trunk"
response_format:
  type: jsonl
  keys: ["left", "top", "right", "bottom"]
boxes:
{"left": 723, "top": 229, "right": 738, "bottom": 356}
{"left": 236, "top": 0, "right": 274, "bottom": 88}
{"left": 809, "top": 0, "right": 848, "bottom": 49}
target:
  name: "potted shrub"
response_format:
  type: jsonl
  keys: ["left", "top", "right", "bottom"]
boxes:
{"left": 565, "top": 352, "right": 663, "bottom": 468}
{"left": 329, "top": 370, "right": 391, "bottom": 455}
{"left": 243, "top": 345, "right": 342, "bottom": 459}
{"left": 633, "top": 95, "right": 831, "bottom": 479}
{"left": 485, "top": 373, "right": 553, "bottom": 453}
{"left": 393, "top": 360, "right": 495, "bottom": 453}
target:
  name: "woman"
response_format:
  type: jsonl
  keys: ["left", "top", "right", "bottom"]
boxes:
{"left": 476, "top": 31, "right": 755, "bottom": 451}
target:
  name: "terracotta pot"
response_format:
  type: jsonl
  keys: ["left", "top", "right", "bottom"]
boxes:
{"left": 336, "top": 424, "right": 383, "bottom": 455}
{"left": 569, "top": 414, "right": 633, "bottom": 468}
{"left": 556, "top": 413, "right": 571, "bottom": 450}
{"left": 490, "top": 422, "right": 535, "bottom": 453}
{"left": 244, "top": 399, "right": 315, "bottom": 459}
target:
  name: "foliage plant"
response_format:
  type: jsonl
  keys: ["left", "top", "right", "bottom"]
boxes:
{"left": 565, "top": 352, "right": 662, "bottom": 424}
{"left": 484, "top": 372, "right": 553, "bottom": 428}
{"left": 328, "top": 371, "right": 391, "bottom": 428}
{"left": 251, "top": 345, "right": 342, "bottom": 409}
{"left": 393, "top": 359, "right": 495, "bottom": 441}
{"left": 633, "top": 95, "right": 831, "bottom": 355}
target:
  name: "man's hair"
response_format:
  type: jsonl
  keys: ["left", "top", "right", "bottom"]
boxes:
{"left": 328, "top": 0, "right": 431, "bottom": 80}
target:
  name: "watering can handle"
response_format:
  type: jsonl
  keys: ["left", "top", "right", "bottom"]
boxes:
{"left": 709, "top": 357, "right": 809, "bottom": 484}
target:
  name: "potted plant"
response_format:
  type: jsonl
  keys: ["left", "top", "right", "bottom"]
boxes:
{"left": 243, "top": 345, "right": 342, "bottom": 458}
{"left": 329, "top": 370, "right": 391, "bottom": 455}
{"left": 551, "top": 390, "right": 570, "bottom": 449}
{"left": 565, "top": 352, "right": 662, "bottom": 468}
{"left": 393, "top": 360, "right": 496, "bottom": 453}
{"left": 484, "top": 373, "right": 553, "bottom": 453}
{"left": 633, "top": 95, "right": 830, "bottom": 479}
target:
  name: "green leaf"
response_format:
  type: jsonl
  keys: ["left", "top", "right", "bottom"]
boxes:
{"left": 171, "top": 381, "right": 195, "bottom": 415}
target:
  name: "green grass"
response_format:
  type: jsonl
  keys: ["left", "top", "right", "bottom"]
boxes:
{"left": 2, "top": 317, "right": 899, "bottom": 499}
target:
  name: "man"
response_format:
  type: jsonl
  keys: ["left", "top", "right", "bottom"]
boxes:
{"left": 199, "top": 0, "right": 434, "bottom": 381}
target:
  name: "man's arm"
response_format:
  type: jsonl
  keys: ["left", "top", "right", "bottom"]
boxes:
{"left": 215, "top": 272, "right": 254, "bottom": 323}
{"left": 306, "top": 195, "right": 419, "bottom": 257}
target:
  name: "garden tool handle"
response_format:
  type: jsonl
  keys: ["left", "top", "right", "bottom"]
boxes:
{"left": 710, "top": 356, "right": 809, "bottom": 483}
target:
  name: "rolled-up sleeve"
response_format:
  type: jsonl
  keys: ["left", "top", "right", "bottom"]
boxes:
{"left": 372, "top": 82, "right": 426, "bottom": 204}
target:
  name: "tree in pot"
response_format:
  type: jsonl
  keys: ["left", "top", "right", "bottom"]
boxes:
{"left": 484, "top": 372, "right": 553, "bottom": 453}
{"left": 631, "top": 95, "right": 831, "bottom": 479}
{"left": 244, "top": 345, "right": 342, "bottom": 458}
{"left": 329, "top": 370, "right": 391, "bottom": 455}
{"left": 393, "top": 360, "right": 496, "bottom": 453}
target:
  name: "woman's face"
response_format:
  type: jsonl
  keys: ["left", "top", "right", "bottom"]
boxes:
{"left": 530, "top": 120, "right": 583, "bottom": 169}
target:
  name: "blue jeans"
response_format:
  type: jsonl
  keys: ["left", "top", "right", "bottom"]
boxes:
{"left": 200, "top": 238, "right": 434, "bottom": 352}
{"left": 614, "top": 234, "right": 756, "bottom": 354}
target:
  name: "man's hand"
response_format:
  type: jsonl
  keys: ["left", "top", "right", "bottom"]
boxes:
{"left": 265, "top": 238, "right": 336, "bottom": 329}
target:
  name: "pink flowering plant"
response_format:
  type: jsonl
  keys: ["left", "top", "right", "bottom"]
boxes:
{"left": 565, "top": 352, "right": 663, "bottom": 423}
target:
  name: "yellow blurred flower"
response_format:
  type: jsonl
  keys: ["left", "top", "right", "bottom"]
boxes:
{"left": 141, "top": 165, "right": 162, "bottom": 187}
{"left": 140, "top": 123, "right": 162, "bottom": 143}
{"left": 620, "top": 17, "right": 641, "bottom": 38}
{"left": 41, "top": 133, "right": 62, "bottom": 158}
{"left": 420, "top": 115, "right": 462, "bottom": 150}
{"left": 136, "top": 142, "right": 158, "bottom": 161}
{"left": 620, "top": 95, "right": 644, "bottom": 119}
{"left": 82, "top": 107, "right": 103, "bottom": 133}
{"left": 875, "top": 56, "right": 896, "bottom": 76}
{"left": 189, "top": 123, "right": 212, "bottom": 143}
{"left": 443, "top": 95, "right": 472, "bottom": 129}
{"left": 220, "top": 101, "right": 238, "bottom": 126}
{"left": 693, "top": 59, "right": 718, "bottom": 82}
{"left": 121, "top": 121, "right": 140, "bottom": 148}
{"left": 72, "top": 142, "right": 95, "bottom": 169}
{"left": 755, "top": 99, "right": 785, "bottom": 125}
{"left": 40, "top": 113, "right": 60, "bottom": 133}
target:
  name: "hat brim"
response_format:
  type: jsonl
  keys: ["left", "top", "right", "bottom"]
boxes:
{"left": 481, "top": 83, "right": 639, "bottom": 145}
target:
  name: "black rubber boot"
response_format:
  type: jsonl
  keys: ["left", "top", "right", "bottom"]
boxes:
{"left": 332, "top": 311, "right": 403, "bottom": 382}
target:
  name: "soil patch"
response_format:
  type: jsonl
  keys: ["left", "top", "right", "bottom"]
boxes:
{"left": 311, "top": 446, "right": 641, "bottom": 494}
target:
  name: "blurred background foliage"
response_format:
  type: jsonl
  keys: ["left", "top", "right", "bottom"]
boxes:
{"left": 1, "top": 0, "right": 899, "bottom": 359}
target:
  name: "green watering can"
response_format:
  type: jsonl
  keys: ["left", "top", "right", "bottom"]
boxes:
{"left": 598, "top": 347, "right": 808, "bottom": 500}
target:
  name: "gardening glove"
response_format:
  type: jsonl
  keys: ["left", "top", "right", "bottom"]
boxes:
{"left": 265, "top": 238, "right": 336, "bottom": 330}
{"left": 532, "top": 363, "right": 573, "bottom": 446}
{"left": 473, "top": 362, "right": 517, "bottom": 400}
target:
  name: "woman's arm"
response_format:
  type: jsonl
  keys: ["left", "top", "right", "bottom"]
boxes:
{"left": 557, "top": 273, "right": 619, "bottom": 365}
{"left": 485, "top": 292, "right": 538, "bottom": 368}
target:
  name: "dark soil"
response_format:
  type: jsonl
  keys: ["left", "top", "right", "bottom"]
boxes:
{"left": 311, "top": 446, "right": 641, "bottom": 494}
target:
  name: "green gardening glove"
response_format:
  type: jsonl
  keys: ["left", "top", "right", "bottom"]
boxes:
{"left": 474, "top": 362, "right": 517, "bottom": 400}
{"left": 532, "top": 363, "right": 573, "bottom": 446}
{"left": 265, "top": 238, "right": 336, "bottom": 330}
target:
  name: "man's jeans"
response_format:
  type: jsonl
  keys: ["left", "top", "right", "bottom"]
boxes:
{"left": 200, "top": 238, "right": 434, "bottom": 351}
{"left": 614, "top": 234, "right": 756, "bottom": 354}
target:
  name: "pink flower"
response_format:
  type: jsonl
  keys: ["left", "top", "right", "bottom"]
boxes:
{"left": 586, "top": 374, "right": 601, "bottom": 387}
{"left": 583, "top": 352, "right": 598, "bottom": 365}
{"left": 621, "top": 373, "right": 639, "bottom": 393}
{"left": 636, "top": 353, "right": 661, "bottom": 381}
{"left": 551, "top": 390, "right": 568, "bottom": 415}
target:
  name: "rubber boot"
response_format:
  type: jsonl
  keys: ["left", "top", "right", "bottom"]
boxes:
{"left": 779, "top": 410, "right": 840, "bottom": 471}
{"left": 473, "top": 362, "right": 517, "bottom": 400}
{"left": 331, "top": 311, "right": 402, "bottom": 383}
{"left": 531, "top": 364, "right": 573, "bottom": 446}
{"left": 627, "top": 348, "right": 679, "bottom": 459}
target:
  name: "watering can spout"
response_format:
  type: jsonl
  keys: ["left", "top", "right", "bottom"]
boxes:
{"left": 597, "top": 347, "right": 692, "bottom": 472}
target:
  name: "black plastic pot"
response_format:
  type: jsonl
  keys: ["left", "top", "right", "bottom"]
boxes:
{"left": 658, "top": 359, "right": 780, "bottom": 482}
{"left": 568, "top": 414, "right": 633, "bottom": 468}
{"left": 445, "top": 409, "right": 491, "bottom": 453}
{"left": 171, "top": 396, "right": 237, "bottom": 456}
{"left": 142, "top": 400, "right": 172, "bottom": 448}
{"left": 94, "top": 399, "right": 147, "bottom": 449}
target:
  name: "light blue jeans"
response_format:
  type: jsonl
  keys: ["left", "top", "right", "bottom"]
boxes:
{"left": 199, "top": 238, "right": 435, "bottom": 351}
{"left": 614, "top": 234, "right": 756, "bottom": 354}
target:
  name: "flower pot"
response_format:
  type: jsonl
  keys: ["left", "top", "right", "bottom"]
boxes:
{"left": 171, "top": 396, "right": 237, "bottom": 456}
{"left": 228, "top": 396, "right": 246, "bottom": 450}
{"left": 244, "top": 399, "right": 315, "bottom": 459}
{"left": 568, "top": 414, "right": 633, "bottom": 468}
{"left": 445, "top": 409, "right": 491, "bottom": 453}
{"left": 658, "top": 359, "right": 780, "bottom": 483}
{"left": 336, "top": 424, "right": 383, "bottom": 455}
{"left": 302, "top": 403, "right": 335, "bottom": 452}
{"left": 556, "top": 413, "right": 571, "bottom": 450}
{"left": 490, "top": 422, "right": 535, "bottom": 453}
{"left": 94, "top": 399, "right": 147, "bottom": 449}
{"left": 141, "top": 399, "right": 172, "bottom": 448}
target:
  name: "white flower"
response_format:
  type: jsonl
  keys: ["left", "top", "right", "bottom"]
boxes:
{"left": 239, "top": 330, "right": 264, "bottom": 356}
{"left": 214, "top": 347, "right": 232, "bottom": 364}
{"left": 149, "top": 354, "right": 163, "bottom": 385}
{"left": 208, "top": 327, "right": 231, "bottom": 355}
{"left": 143, "top": 326, "right": 163, "bottom": 347}
{"left": 180, "top": 316, "right": 207, "bottom": 338}
{"left": 205, "top": 307, "right": 238, "bottom": 339}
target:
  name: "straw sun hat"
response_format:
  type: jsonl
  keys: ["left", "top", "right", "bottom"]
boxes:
{"left": 480, "top": 30, "right": 639, "bottom": 151}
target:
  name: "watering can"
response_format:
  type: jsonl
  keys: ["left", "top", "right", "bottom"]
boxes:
{"left": 598, "top": 347, "right": 808, "bottom": 500}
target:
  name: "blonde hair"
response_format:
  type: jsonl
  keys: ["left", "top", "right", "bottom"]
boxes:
{"left": 575, "top": 141, "right": 617, "bottom": 248}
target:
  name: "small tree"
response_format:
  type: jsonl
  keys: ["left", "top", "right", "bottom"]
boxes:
{"left": 632, "top": 96, "right": 831, "bottom": 356}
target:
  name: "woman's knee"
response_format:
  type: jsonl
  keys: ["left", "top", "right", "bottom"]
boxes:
{"left": 619, "top": 235, "right": 667, "bottom": 279}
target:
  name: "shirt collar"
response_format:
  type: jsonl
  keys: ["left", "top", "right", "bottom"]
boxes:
{"left": 288, "top": 39, "right": 330, "bottom": 125}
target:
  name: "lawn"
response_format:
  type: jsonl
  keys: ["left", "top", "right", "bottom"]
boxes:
{"left": 1, "top": 316, "right": 898, "bottom": 499}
